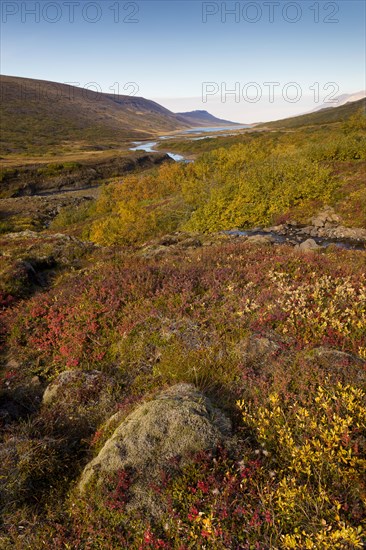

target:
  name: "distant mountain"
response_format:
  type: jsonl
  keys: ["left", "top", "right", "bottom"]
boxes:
{"left": 256, "top": 97, "right": 366, "bottom": 129}
{"left": 0, "top": 75, "right": 194, "bottom": 154}
{"left": 176, "top": 110, "right": 241, "bottom": 127}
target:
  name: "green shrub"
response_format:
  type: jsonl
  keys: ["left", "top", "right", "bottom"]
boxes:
{"left": 50, "top": 201, "right": 94, "bottom": 230}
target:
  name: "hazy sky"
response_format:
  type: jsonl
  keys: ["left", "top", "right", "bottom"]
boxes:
{"left": 1, "top": 0, "right": 365, "bottom": 122}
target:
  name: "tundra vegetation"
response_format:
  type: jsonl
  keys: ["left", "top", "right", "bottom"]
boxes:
{"left": 0, "top": 106, "right": 365, "bottom": 549}
{"left": 86, "top": 109, "right": 366, "bottom": 245}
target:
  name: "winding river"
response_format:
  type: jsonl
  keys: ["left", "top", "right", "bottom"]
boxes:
{"left": 130, "top": 141, "right": 185, "bottom": 162}
{"left": 129, "top": 125, "right": 249, "bottom": 162}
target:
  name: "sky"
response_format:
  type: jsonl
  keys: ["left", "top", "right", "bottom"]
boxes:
{"left": 1, "top": 0, "right": 365, "bottom": 122}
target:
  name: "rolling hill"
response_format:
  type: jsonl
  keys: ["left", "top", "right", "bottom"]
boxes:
{"left": 308, "top": 91, "right": 366, "bottom": 114}
{"left": 257, "top": 97, "right": 366, "bottom": 129}
{"left": 0, "top": 75, "right": 196, "bottom": 155}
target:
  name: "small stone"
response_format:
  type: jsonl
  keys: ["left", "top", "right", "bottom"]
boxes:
{"left": 6, "top": 358, "right": 20, "bottom": 369}
{"left": 31, "top": 376, "right": 41, "bottom": 386}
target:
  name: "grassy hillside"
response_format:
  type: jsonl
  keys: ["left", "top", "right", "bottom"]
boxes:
{"left": 0, "top": 75, "right": 192, "bottom": 156}
{"left": 257, "top": 97, "right": 366, "bottom": 129}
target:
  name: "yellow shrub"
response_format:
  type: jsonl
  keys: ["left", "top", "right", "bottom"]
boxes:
{"left": 238, "top": 383, "right": 366, "bottom": 549}
{"left": 267, "top": 271, "right": 366, "bottom": 353}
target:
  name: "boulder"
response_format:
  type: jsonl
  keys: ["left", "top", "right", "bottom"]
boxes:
{"left": 304, "top": 347, "right": 366, "bottom": 384}
{"left": 42, "top": 370, "right": 116, "bottom": 443}
{"left": 246, "top": 235, "right": 274, "bottom": 245}
{"left": 298, "top": 226, "right": 314, "bottom": 235}
{"left": 262, "top": 224, "right": 285, "bottom": 234}
{"left": 42, "top": 369, "right": 108, "bottom": 406}
{"left": 297, "top": 238, "right": 321, "bottom": 252}
{"left": 78, "top": 384, "right": 231, "bottom": 518}
{"left": 235, "top": 330, "right": 292, "bottom": 365}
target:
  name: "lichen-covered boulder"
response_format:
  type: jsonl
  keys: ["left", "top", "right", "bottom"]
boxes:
{"left": 40, "top": 369, "right": 116, "bottom": 445}
{"left": 42, "top": 369, "right": 107, "bottom": 406}
{"left": 78, "top": 383, "right": 231, "bottom": 518}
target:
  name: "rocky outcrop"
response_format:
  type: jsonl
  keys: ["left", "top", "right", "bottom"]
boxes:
{"left": 299, "top": 224, "right": 366, "bottom": 241}
{"left": 78, "top": 384, "right": 231, "bottom": 518}
{"left": 293, "top": 208, "right": 366, "bottom": 243}
{"left": 235, "top": 330, "right": 292, "bottom": 363}
{"left": 139, "top": 232, "right": 203, "bottom": 258}
{"left": 321, "top": 225, "right": 366, "bottom": 241}
{"left": 0, "top": 231, "right": 97, "bottom": 298}
{"left": 0, "top": 192, "right": 95, "bottom": 232}
{"left": 260, "top": 209, "right": 366, "bottom": 250}
{"left": 139, "top": 231, "right": 279, "bottom": 259}
{"left": 131, "top": 213, "right": 366, "bottom": 261}
{"left": 40, "top": 369, "right": 117, "bottom": 446}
